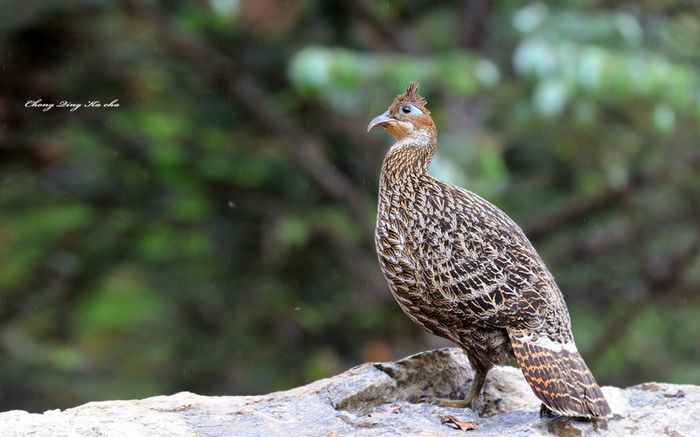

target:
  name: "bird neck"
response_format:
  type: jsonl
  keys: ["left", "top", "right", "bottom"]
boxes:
{"left": 379, "top": 136, "right": 437, "bottom": 189}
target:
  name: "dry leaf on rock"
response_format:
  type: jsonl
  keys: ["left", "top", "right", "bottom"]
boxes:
{"left": 441, "top": 415, "right": 478, "bottom": 431}
{"left": 368, "top": 405, "right": 401, "bottom": 417}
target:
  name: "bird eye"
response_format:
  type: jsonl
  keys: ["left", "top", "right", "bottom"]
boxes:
{"left": 400, "top": 104, "right": 423, "bottom": 115}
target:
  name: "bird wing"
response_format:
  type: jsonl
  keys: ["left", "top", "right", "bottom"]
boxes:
{"left": 418, "top": 179, "right": 612, "bottom": 418}
{"left": 419, "top": 177, "right": 572, "bottom": 340}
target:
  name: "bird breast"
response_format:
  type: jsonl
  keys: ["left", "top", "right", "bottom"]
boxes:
{"left": 375, "top": 178, "right": 457, "bottom": 306}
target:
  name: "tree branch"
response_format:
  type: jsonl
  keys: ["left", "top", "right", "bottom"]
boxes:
{"left": 587, "top": 233, "right": 700, "bottom": 366}
{"left": 122, "top": 0, "right": 372, "bottom": 236}
{"left": 524, "top": 172, "right": 647, "bottom": 241}
{"left": 457, "top": 0, "right": 495, "bottom": 50}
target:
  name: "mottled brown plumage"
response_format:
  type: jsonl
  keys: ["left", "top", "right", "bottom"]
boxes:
{"left": 367, "top": 82, "right": 611, "bottom": 418}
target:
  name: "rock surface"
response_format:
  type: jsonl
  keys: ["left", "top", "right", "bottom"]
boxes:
{"left": 1, "top": 348, "right": 698, "bottom": 436}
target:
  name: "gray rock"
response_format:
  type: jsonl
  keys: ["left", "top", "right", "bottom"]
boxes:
{"left": 1, "top": 348, "right": 698, "bottom": 436}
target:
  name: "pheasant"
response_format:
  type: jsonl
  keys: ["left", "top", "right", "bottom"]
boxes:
{"left": 367, "top": 82, "right": 612, "bottom": 418}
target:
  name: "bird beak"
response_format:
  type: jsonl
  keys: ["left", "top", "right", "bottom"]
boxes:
{"left": 367, "top": 111, "right": 397, "bottom": 132}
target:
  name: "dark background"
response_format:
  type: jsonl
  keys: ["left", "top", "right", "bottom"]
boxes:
{"left": 1, "top": 0, "right": 698, "bottom": 413}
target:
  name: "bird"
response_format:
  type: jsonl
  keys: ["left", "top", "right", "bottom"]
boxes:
{"left": 367, "top": 82, "right": 612, "bottom": 419}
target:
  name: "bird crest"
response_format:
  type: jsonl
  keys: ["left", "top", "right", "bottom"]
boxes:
{"left": 391, "top": 82, "right": 429, "bottom": 114}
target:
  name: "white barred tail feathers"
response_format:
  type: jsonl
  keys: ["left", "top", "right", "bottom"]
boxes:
{"left": 508, "top": 328, "right": 612, "bottom": 418}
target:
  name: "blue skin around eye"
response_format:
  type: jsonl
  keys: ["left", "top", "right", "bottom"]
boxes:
{"left": 403, "top": 104, "right": 423, "bottom": 115}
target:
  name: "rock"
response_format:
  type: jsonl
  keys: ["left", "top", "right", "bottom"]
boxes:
{"left": 1, "top": 348, "right": 698, "bottom": 436}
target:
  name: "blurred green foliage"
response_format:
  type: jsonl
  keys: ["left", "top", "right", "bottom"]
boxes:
{"left": 0, "top": 0, "right": 698, "bottom": 412}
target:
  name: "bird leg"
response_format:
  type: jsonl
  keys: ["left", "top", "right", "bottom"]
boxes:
{"left": 425, "top": 370, "right": 487, "bottom": 410}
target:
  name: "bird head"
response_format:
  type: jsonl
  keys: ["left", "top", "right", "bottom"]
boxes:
{"left": 367, "top": 82, "right": 436, "bottom": 142}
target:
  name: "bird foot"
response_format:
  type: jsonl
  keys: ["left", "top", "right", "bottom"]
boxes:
{"left": 423, "top": 395, "right": 476, "bottom": 409}
{"left": 539, "top": 403, "right": 558, "bottom": 418}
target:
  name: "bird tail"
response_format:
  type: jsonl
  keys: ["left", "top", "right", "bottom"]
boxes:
{"left": 507, "top": 328, "right": 612, "bottom": 418}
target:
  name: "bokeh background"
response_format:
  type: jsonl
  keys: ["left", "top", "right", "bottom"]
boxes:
{"left": 1, "top": 0, "right": 699, "bottom": 413}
